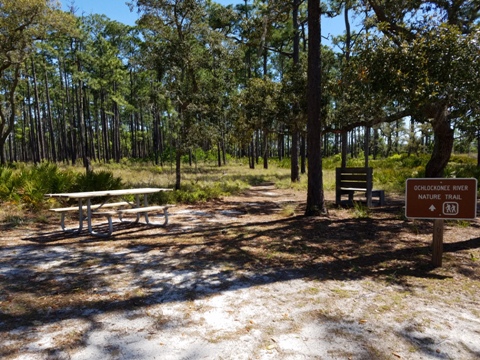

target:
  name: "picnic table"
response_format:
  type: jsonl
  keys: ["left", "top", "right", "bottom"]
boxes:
{"left": 45, "top": 188, "right": 173, "bottom": 237}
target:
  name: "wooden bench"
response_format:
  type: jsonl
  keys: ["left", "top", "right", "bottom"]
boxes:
{"left": 49, "top": 202, "right": 130, "bottom": 232}
{"left": 335, "top": 167, "right": 385, "bottom": 207}
{"left": 92, "top": 205, "right": 175, "bottom": 235}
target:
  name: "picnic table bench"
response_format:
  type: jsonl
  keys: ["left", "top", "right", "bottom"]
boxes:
{"left": 335, "top": 167, "right": 385, "bottom": 207}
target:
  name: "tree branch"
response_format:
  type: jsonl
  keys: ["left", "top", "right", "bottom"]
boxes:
{"left": 366, "top": 0, "right": 415, "bottom": 44}
{"left": 324, "top": 109, "right": 411, "bottom": 134}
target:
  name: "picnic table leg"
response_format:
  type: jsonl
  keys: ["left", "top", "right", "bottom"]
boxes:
{"left": 77, "top": 199, "right": 84, "bottom": 232}
{"left": 87, "top": 198, "right": 93, "bottom": 234}
{"left": 129, "top": 194, "right": 148, "bottom": 223}
{"left": 162, "top": 207, "right": 169, "bottom": 226}
{"left": 87, "top": 198, "right": 113, "bottom": 237}
{"left": 143, "top": 194, "right": 149, "bottom": 223}
{"left": 131, "top": 194, "right": 141, "bottom": 223}
{"left": 59, "top": 199, "right": 84, "bottom": 233}
{"left": 60, "top": 213, "right": 67, "bottom": 231}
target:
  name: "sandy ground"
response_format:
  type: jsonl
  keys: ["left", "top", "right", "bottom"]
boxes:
{"left": 1, "top": 186, "right": 480, "bottom": 360}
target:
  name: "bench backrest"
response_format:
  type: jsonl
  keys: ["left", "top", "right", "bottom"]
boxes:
{"left": 336, "top": 167, "right": 373, "bottom": 190}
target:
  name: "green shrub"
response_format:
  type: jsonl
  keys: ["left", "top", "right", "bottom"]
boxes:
{"left": 168, "top": 179, "right": 247, "bottom": 204}
{"left": 26, "top": 163, "right": 78, "bottom": 209}
{"left": 400, "top": 154, "right": 425, "bottom": 168}
{"left": 322, "top": 154, "right": 342, "bottom": 170}
{"left": 150, "top": 189, "right": 176, "bottom": 205}
{"left": 452, "top": 164, "right": 480, "bottom": 187}
{"left": 181, "top": 148, "right": 219, "bottom": 165}
{"left": 0, "top": 167, "right": 20, "bottom": 203}
{"left": 0, "top": 163, "right": 79, "bottom": 209}
{"left": 72, "top": 170, "right": 124, "bottom": 192}
{"left": 273, "top": 157, "right": 293, "bottom": 169}
{"left": 19, "top": 179, "right": 46, "bottom": 210}
{"left": 29, "top": 163, "right": 77, "bottom": 194}
{"left": 449, "top": 154, "right": 477, "bottom": 165}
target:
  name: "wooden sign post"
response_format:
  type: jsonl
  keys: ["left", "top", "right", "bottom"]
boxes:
{"left": 405, "top": 178, "right": 477, "bottom": 267}
{"left": 432, "top": 219, "right": 444, "bottom": 267}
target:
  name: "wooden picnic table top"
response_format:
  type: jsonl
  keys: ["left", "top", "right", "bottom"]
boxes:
{"left": 45, "top": 188, "right": 172, "bottom": 199}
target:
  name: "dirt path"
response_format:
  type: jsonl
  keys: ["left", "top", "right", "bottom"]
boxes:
{"left": 1, "top": 186, "right": 479, "bottom": 359}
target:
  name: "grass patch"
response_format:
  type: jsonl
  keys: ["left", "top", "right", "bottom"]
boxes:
{"left": 3, "top": 215, "right": 25, "bottom": 227}
{"left": 304, "top": 287, "right": 321, "bottom": 296}
{"left": 351, "top": 201, "right": 370, "bottom": 219}
{"left": 279, "top": 203, "right": 297, "bottom": 217}
{"left": 331, "top": 288, "right": 355, "bottom": 298}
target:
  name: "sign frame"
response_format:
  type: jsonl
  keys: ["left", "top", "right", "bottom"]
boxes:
{"left": 405, "top": 178, "right": 478, "bottom": 220}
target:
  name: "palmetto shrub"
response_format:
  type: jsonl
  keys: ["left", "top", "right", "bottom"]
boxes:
{"left": 72, "top": 170, "right": 124, "bottom": 192}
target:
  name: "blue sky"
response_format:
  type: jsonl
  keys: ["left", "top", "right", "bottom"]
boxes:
{"left": 62, "top": 1, "right": 254, "bottom": 25}
{"left": 61, "top": 0, "right": 349, "bottom": 46}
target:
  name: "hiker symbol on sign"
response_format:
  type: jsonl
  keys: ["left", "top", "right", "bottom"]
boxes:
{"left": 443, "top": 202, "right": 458, "bottom": 216}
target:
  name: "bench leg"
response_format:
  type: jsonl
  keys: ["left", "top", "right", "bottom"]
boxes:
{"left": 371, "top": 190, "right": 386, "bottom": 206}
{"left": 346, "top": 190, "right": 354, "bottom": 206}
{"left": 164, "top": 208, "right": 169, "bottom": 226}
{"left": 104, "top": 215, "right": 113, "bottom": 236}
{"left": 58, "top": 200, "right": 85, "bottom": 234}
{"left": 378, "top": 190, "right": 385, "bottom": 206}
{"left": 118, "top": 213, "right": 140, "bottom": 224}
{"left": 348, "top": 192, "right": 354, "bottom": 203}
{"left": 123, "top": 194, "right": 147, "bottom": 224}
{"left": 60, "top": 213, "right": 67, "bottom": 232}
{"left": 59, "top": 214, "right": 83, "bottom": 233}
{"left": 117, "top": 207, "right": 170, "bottom": 227}
{"left": 59, "top": 213, "right": 82, "bottom": 233}
{"left": 144, "top": 207, "right": 170, "bottom": 226}
{"left": 88, "top": 214, "right": 113, "bottom": 237}
{"left": 118, "top": 211, "right": 142, "bottom": 225}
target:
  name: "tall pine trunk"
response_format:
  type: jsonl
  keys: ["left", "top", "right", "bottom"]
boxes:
{"left": 300, "top": 133, "right": 306, "bottom": 174}
{"left": 76, "top": 56, "right": 88, "bottom": 171}
{"left": 26, "top": 71, "right": 39, "bottom": 163}
{"left": 477, "top": 128, "right": 480, "bottom": 167}
{"left": 305, "top": 0, "right": 327, "bottom": 216}
{"left": 262, "top": 131, "right": 268, "bottom": 169}
{"left": 290, "top": 0, "right": 300, "bottom": 182}
{"left": 112, "top": 82, "right": 121, "bottom": 163}
{"left": 101, "top": 91, "right": 110, "bottom": 162}
{"left": 44, "top": 68, "right": 56, "bottom": 162}
{"left": 31, "top": 59, "right": 45, "bottom": 162}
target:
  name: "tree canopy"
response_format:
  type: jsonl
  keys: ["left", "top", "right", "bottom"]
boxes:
{"left": 0, "top": 0, "right": 72, "bottom": 164}
{"left": 0, "top": 0, "right": 479, "bottom": 202}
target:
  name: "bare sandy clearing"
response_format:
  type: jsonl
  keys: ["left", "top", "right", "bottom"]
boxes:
{"left": 1, "top": 185, "right": 479, "bottom": 359}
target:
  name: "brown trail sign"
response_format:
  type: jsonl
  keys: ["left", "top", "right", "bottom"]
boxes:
{"left": 405, "top": 178, "right": 477, "bottom": 220}
{"left": 405, "top": 178, "right": 478, "bottom": 267}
